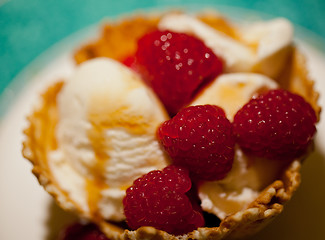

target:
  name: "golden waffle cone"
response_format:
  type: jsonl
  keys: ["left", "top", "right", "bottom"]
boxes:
{"left": 23, "top": 12, "right": 321, "bottom": 240}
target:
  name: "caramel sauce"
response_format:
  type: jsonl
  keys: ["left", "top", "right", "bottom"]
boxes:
{"left": 84, "top": 116, "right": 110, "bottom": 220}
{"left": 89, "top": 108, "right": 150, "bottom": 135}
{"left": 85, "top": 178, "right": 108, "bottom": 222}
{"left": 29, "top": 82, "right": 63, "bottom": 169}
{"left": 119, "top": 184, "right": 131, "bottom": 191}
{"left": 86, "top": 102, "right": 154, "bottom": 218}
{"left": 40, "top": 82, "right": 62, "bottom": 151}
{"left": 199, "top": 15, "right": 238, "bottom": 38}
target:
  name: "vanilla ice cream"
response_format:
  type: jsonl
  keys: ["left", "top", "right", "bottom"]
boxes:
{"left": 158, "top": 13, "right": 293, "bottom": 78}
{"left": 189, "top": 73, "right": 285, "bottom": 219}
{"left": 48, "top": 58, "right": 170, "bottom": 221}
{"left": 191, "top": 73, "right": 278, "bottom": 121}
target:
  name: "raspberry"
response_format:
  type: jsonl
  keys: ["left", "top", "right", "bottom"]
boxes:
{"left": 123, "top": 165, "right": 204, "bottom": 235}
{"left": 135, "top": 30, "right": 223, "bottom": 115}
{"left": 121, "top": 55, "right": 137, "bottom": 70}
{"left": 158, "top": 105, "right": 235, "bottom": 181}
{"left": 233, "top": 89, "right": 317, "bottom": 160}
{"left": 58, "top": 222, "right": 108, "bottom": 240}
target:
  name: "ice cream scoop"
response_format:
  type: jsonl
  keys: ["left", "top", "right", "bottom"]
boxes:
{"left": 27, "top": 58, "right": 170, "bottom": 223}
{"left": 191, "top": 73, "right": 278, "bottom": 121}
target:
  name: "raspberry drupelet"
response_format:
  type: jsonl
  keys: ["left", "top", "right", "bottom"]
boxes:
{"left": 123, "top": 165, "right": 204, "bottom": 235}
{"left": 134, "top": 30, "right": 223, "bottom": 116}
{"left": 233, "top": 89, "right": 317, "bottom": 160}
{"left": 158, "top": 105, "right": 235, "bottom": 181}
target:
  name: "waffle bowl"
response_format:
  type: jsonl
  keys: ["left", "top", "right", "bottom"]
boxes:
{"left": 22, "top": 11, "right": 321, "bottom": 240}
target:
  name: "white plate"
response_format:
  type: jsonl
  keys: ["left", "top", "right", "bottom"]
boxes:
{"left": 1, "top": 18, "right": 325, "bottom": 240}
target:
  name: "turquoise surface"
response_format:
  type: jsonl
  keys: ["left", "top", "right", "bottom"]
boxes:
{"left": 0, "top": 0, "right": 324, "bottom": 97}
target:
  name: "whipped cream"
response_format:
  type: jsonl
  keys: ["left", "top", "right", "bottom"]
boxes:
{"left": 158, "top": 13, "right": 293, "bottom": 78}
{"left": 49, "top": 58, "right": 169, "bottom": 221}
{"left": 189, "top": 73, "right": 283, "bottom": 219}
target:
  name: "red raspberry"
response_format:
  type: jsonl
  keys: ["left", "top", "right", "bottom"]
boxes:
{"left": 121, "top": 55, "right": 137, "bottom": 70}
{"left": 123, "top": 165, "right": 204, "bottom": 235}
{"left": 135, "top": 30, "right": 223, "bottom": 115}
{"left": 58, "top": 222, "right": 108, "bottom": 240}
{"left": 158, "top": 105, "right": 235, "bottom": 181}
{"left": 233, "top": 89, "right": 317, "bottom": 160}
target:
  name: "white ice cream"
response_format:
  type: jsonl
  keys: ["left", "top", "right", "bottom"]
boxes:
{"left": 191, "top": 73, "right": 278, "bottom": 121}
{"left": 189, "top": 73, "right": 284, "bottom": 219}
{"left": 158, "top": 13, "right": 293, "bottom": 78}
{"left": 199, "top": 147, "right": 285, "bottom": 219}
{"left": 48, "top": 58, "right": 169, "bottom": 221}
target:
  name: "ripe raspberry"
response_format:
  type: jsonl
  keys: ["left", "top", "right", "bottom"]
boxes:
{"left": 135, "top": 30, "right": 223, "bottom": 115}
{"left": 121, "top": 55, "right": 137, "bottom": 70}
{"left": 158, "top": 105, "right": 235, "bottom": 181}
{"left": 123, "top": 165, "right": 204, "bottom": 235}
{"left": 233, "top": 89, "right": 317, "bottom": 160}
{"left": 58, "top": 222, "right": 108, "bottom": 240}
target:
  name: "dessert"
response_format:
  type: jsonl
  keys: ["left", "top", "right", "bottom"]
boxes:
{"left": 23, "top": 10, "right": 320, "bottom": 240}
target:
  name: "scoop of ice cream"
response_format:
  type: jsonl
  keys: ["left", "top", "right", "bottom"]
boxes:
{"left": 158, "top": 13, "right": 293, "bottom": 78}
{"left": 199, "top": 147, "right": 286, "bottom": 219}
{"left": 191, "top": 73, "right": 278, "bottom": 121}
{"left": 189, "top": 73, "right": 284, "bottom": 219}
{"left": 49, "top": 58, "right": 169, "bottom": 221}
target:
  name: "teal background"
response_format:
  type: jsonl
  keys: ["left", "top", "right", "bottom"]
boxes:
{"left": 0, "top": 0, "right": 325, "bottom": 97}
